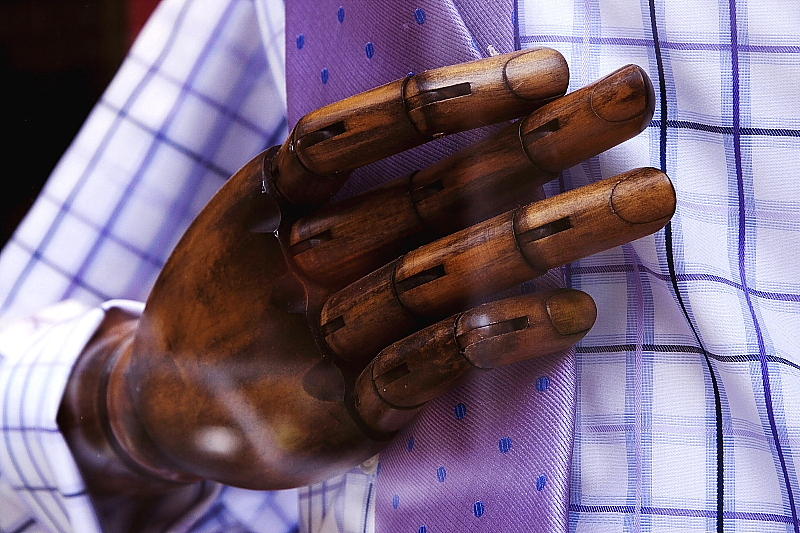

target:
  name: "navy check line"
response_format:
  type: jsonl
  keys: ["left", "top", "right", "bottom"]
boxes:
{"left": 0, "top": 0, "right": 196, "bottom": 315}
{"left": 644, "top": 0, "right": 725, "bottom": 530}
{"left": 570, "top": 263, "right": 800, "bottom": 302}
{"left": 61, "top": 0, "right": 245, "bottom": 300}
{"left": 728, "top": 1, "right": 800, "bottom": 529}
{"left": 362, "top": 481, "right": 373, "bottom": 533}
{"left": 650, "top": 119, "right": 800, "bottom": 138}
{"left": 577, "top": 344, "right": 800, "bottom": 373}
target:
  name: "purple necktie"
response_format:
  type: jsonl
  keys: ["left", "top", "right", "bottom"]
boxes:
{"left": 286, "top": 2, "right": 575, "bottom": 531}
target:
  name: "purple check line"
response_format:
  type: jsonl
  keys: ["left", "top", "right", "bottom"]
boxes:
{"left": 246, "top": 491, "right": 297, "bottom": 529}
{"left": 729, "top": 0, "right": 799, "bottom": 528}
{"left": 8, "top": 518, "right": 34, "bottom": 533}
{"left": 127, "top": 53, "right": 275, "bottom": 140}
{"left": 125, "top": 41, "right": 279, "bottom": 296}
{"left": 60, "top": 0, "right": 244, "bottom": 301}
{"left": 97, "top": 99, "right": 232, "bottom": 178}
{"left": 190, "top": 501, "right": 227, "bottom": 531}
{"left": 39, "top": 193, "right": 166, "bottom": 269}
{"left": 298, "top": 479, "right": 346, "bottom": 499}
{"left": 1, "top": 314, "right": 76, "bottom": 529}
{"left": 8, "top": 239, "right": 110, "bottom": 301}
{"left": 570, "top": 263, "right": 800, "bottom": 302}
{"left": 159, "top": 480, "right": 217, "bottom": 533}
{"left": 583, "top": 420, "right": 800, "bottom": 446}
{"left": 570, "top": 504, "right": 799, "bottom": 524}
{"left": 9, "top": 485, "right": 87, "bottom": 498}
{"left": 522, "top": 33, "right": 800, "bottom": 53}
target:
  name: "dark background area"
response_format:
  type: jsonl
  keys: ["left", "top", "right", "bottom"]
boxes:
{"left": 0, "top": 0, "right": 159, "bottom": 247}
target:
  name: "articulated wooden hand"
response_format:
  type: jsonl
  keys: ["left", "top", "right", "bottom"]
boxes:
{"left": 59, "top": 49, "right": 675, "bottom": 529}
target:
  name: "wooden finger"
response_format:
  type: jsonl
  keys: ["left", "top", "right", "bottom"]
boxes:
{"left": 270, "top": 48, "right": 569, "bottom": 205}
{"left": 319, "top": 167, "right": 675, "bottom": 366}
{"left": 288, "top": 65, "right": 654, "bottom": 287}
{"left": 353, "top": 289, "right": 596, "bottom": 434}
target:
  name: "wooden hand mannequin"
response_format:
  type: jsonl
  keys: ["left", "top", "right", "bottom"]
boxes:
{"left": 57, "top": 49, "right": 676, "bottom": 531}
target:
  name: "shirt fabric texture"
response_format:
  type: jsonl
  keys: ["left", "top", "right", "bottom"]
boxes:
{"left": 0, "top": 0, "right": 798, "bottom": 532}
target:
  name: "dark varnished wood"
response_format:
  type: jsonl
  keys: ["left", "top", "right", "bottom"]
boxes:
{"left": 288, "top": 64, "right": 655, "bottom": 288}
{"left": 354, "top": 289, "right": 597, "bottom": 434}
{"left": 58, "top": 308, "right": 210, "bottom": 533}
{"left": 57, "top": 53, "right": 676, "bottom": 528}
{"left": 320, "top": 167, "right": 674, "bottom": 365}
{"left": 271, "top": 48, "right": 569, "bottom": 205}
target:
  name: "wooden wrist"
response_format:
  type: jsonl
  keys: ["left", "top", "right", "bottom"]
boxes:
{"left": 58, "top": 307, "right": 197, "bottom": 494}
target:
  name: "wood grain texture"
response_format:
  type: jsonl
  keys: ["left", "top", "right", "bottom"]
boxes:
{"left": 353, "top": 289, "right": 596, "bottom": 434}
{"left": 271, "top": 48, "right": 568, "bottom": 205}
{"left": 58, "top": 60, "right": 674, "bottom": 509}
{"left": 289, "top": 64, "right": 655, "bottom": 288}
{"left": 320, "top": 167, "right": 674, "bottom": 366}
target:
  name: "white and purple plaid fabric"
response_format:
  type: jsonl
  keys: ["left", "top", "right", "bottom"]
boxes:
{"left": 1, "top": 0, "right": 798, "bottom": 532}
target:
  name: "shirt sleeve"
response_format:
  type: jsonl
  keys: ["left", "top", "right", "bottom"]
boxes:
{"left": 0, "top": 300, "right": 133, "bottom": 533}
{"left": 0, "top": 0, "right": 288, "bottom": 323}
{"left": 0, "top": 0, "right": 296, "bottom": 530}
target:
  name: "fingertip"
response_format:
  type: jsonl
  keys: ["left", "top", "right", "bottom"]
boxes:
{"left": 545, "top": 289, "right": 597, "bottom": 336}
{"left": 609, "top": 168, "right": 676, "bottom": 225}
{"left": 590, "top": 64, "right": 655, "bottom": 125}
{"left": 504, "top": 47, "right": 570, "bottom": 100}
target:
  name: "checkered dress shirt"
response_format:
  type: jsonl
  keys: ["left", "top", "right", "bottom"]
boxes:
{"left": 0, "top": 0, "right": 798, "bottom": 531}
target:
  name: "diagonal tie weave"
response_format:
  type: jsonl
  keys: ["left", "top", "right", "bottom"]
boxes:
{"left": 286, "top": 2, "right": 574, "bottom": 531}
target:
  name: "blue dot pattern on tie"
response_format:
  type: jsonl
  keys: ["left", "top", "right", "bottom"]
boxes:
{"left": 337, "top": 5, "right": 345, "bottom": 23}
{"left": 407, "top": 436, "right": 415, "bottom": 451}
{"left": 437, "top": 466, "right": 447, "bottom": 482}
{"left": 473, "top": 501, "right": 485, "bottom": 518}
{"left": 365, "top": 42, "right": 375, "bottom": 59}
{"left": 419, "top": 527, "right": 428, "bottom": 533}
{"left": 454, "top": 402, "right": 467, "bottom": 419}
{"left": 320, "top": 68, "right": 329, "bottom": 84}
{"left": 536, "top": 474, "right": 548, "bottom": 491}
{"left": 536, "top": 376, "right": 551, "bottom": 392}
{"left": 471, "top": 37, "right": 481, "bottom": 53}
{"left": 414, "top": 8, "right": 426, "bottom": 24}
{"left": 392, "top": 494, "right": 400, "bottom": 509}
{"left": 296, "top": 34, "right": 305, "bottom": 49}
{"left": 499, "top": 436, "right": 513, "bottom": 453}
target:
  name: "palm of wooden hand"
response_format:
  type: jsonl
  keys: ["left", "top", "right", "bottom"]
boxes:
{"left": 60, "top": 50, "right": 675, "bottom": 505}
